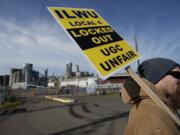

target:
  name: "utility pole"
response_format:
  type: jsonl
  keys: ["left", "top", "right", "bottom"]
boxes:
{"left": 134, "top": 35, "right": 140, "bottom": 67}
{"left": 3, "top": 75, "right": 6, "bottom": 103}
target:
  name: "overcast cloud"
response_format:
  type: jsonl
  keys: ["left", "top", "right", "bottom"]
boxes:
{"left": 0, "top": 18, "right": 90, "bottom": 75}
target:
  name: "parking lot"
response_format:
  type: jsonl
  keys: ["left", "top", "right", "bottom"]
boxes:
{"left": 0, "top": 94, "right": 130, "bottom": 135}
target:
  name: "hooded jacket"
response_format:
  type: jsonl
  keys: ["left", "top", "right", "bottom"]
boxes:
{"left": 121, "top": 77, "right": 180, "bottom": 135}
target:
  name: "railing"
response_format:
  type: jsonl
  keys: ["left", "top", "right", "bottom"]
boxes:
{"left": 88, "top": 83, "right": 123, "bottom": 89}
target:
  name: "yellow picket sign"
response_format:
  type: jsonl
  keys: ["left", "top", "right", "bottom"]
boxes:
{"left": 48, "top": 7, "right": 141, "bottom": 79}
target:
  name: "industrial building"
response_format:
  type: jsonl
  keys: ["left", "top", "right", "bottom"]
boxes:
{"left": 1, "top": 62, "right": 130, "bottom": 90}
{"left": 65, "top": 62, "right": 93, "bottom": 78}
{"left": 0, "top": 75, "right": 9, "bottom": 87}
{"left": 58, "top": 62, "right": 96, "bottom": 88}
{"left": 48, "top": 76, "right": 60, "bottom": 88}
{"left": 102, "top": 73, "right": 130, "bottom": 84}
{"left": 58, "top": 62, "right": 129, "bottom": 89}
{"left": 9, "top": 63, "right": 48, "bottom": 89}
{"left": 60, "top": 76, "right": 99, "bottom": 88}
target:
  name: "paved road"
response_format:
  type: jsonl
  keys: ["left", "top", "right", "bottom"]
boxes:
{"left": 0, "top": 95, "right": 129, "bottom": 135}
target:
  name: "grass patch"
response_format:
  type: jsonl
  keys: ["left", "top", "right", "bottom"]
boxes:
{"left": 0, "top": 96, "right": 23, "bottom": 109}
{"left": 0, "top": 101, "right": 22, "bottom": 110}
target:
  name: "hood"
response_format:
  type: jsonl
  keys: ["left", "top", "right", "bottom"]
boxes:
{"left": 121, "top": 77, "right": 179, "bottom": 109}
{"left": 121, "top": 77, "right": 147, "bottom": 104}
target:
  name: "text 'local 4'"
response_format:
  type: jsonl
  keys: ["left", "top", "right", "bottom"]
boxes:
{"left": 48, "top": 7, "right": 141, "bottom": 79}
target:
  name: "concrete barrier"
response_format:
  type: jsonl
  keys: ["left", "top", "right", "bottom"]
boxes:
{"left": 44, "top": 96, "right": 75, "bottom": 103}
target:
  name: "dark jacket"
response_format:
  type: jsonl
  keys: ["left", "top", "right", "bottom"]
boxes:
{"left": 121, "top": 77, "right": 180, "bottom": 135}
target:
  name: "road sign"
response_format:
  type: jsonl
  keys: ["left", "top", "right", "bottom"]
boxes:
{"left": 48, "top": 7, "right": 141, "bottom": 79}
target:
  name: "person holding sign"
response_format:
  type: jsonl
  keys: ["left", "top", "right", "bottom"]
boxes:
{"left": 48, "top": 7, "right": 179, "bottom": 130}
{"left": 121, "top": 58, "right": 180, "bottom": 135}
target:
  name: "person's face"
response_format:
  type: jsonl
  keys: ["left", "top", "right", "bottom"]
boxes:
{"left": 156, "top": 66, "right": 180, "bottom": 96}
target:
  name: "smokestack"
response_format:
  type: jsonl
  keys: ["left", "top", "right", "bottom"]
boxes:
{"left": 69, "top": 62, "right": 73, "bottom": 74}
{"left": 75, "top": 64, "right": 80, "bottom": 72}
{"left": 66, "top": 64, "right": 70, "bottom": 77}
{"left": 23, "top": 63, "right": 33, "bottom": 83}
{"left": 45, "top": 69, "right": 48, "bottom": 78}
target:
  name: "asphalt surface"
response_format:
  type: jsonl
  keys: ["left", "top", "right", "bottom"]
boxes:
{"left": 0, "top": 95, "right": 130, "bottom": 135}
